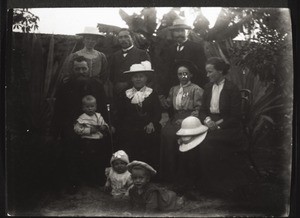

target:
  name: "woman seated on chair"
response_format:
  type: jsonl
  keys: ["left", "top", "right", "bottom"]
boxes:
{"left": 160, "top": 60, "right": 204, "bottom": 183}
{"left": 197, "top": 57, "right": 250, "bottom": 200}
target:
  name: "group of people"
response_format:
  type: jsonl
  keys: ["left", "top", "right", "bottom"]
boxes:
{"left": 50, "top": 18, "right": 251, "bottom": 211}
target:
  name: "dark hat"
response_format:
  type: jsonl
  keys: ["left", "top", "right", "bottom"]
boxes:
{"left": 174, "top": 59, "right": 199, "bottom": 74}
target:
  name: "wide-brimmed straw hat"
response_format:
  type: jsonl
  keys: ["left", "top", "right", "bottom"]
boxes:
{"left": 123, "top": 61, "right": 154, "bottom": 74}
{"left": 76, "top": 26, "right": 105, "bottom": 37}
{"left": 176, "top": 116, "right": 208, "bottom": 152}
{"left": 169, "top": 18, "right": 192, "bottom": 30}
{"left": 127, "top": 160, "right": 157, "bottom": 176}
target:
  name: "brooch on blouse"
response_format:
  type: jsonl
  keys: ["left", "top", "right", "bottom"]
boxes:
{"left": 182, "top": 92, "right": 189, "bottom": 98}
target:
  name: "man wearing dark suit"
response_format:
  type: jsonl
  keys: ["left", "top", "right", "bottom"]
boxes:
{"left": 109, "top": 28, "right": 151, "bottom": 97}
{"left": 158, "top": 19, "right": 207, "bottom": 98}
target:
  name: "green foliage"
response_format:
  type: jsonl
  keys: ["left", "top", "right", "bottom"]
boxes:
{"left": 204, "top": 8, "right": 292, "bottom": 146}
{"left": 13, "top": 8, "right": 39, "bottom": 33}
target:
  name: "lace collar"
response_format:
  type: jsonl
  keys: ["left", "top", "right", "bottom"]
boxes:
{"left": 126, "top": 86, "right": 153, "bottom": 106}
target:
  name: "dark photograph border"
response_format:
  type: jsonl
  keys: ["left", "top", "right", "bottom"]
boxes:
{"left": 2, "top": 0, "right": 298, "bottom": 217}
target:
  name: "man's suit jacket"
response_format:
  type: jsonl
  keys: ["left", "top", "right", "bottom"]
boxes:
{"left": 161, "top": 40, "right": 207, "bottom": 96}
{"left": 199, "top": 79, "right": 242, "bottom": 129}
{"left": 109, "top": 46, "right": 150, "bottom": 84}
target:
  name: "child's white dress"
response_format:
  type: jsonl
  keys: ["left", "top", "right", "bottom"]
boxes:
{"left": 105, "top": 167, "right": 133, "bottom": 198}
{"left": 74, "top": 112, "right": 107, "bottom": 139}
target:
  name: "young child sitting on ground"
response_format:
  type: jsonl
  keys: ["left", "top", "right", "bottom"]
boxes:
{"left": 73, "top": 95, "right": 111, "bottom": 188}
{"left": 127, "top": 160, "right": 185, "bottom": 213}
{"left": 104, "top": 150, "right": 133, "bottom": 199}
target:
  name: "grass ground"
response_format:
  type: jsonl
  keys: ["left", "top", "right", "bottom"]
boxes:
{"left": 5, "top": 114, "right": 292, "bottom": 217}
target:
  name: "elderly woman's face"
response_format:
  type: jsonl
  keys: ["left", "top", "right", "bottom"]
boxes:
{"left": 83, "top": 36, "right": 98, "bottom": 49}
{"left": 131, "top": 72, "right": 147, "bottom": 89}
{"left": 206, "top": 64, "right": 223, "bottom": 83}
{"left": 177, "top": 66, "right": 192, "bottom": 85}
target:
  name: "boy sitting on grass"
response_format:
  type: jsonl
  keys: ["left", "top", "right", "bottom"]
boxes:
{"left": 127, "top": 160, "right": 185, "bottom": 213}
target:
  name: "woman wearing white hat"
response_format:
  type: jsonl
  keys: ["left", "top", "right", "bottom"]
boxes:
{"left": 63, "top": 26, "right": 108, "bottom": 85}
{"left": 114, "top": 61, "right": 162, "bottom": 171}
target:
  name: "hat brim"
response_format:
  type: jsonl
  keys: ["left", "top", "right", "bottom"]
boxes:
{"left": 127, "top": 160, "right": 157, "bottom": 176}
{"left": 179, "top": 131, "right": 207, "bottom": 152}
{"left": 76, "top": 33, "right": 105, "bottom": 38}
{"left": 176, "top": 125, "right": 208, "bottom": 136}
{"left": 123, "top": 69, "right": 154, "bottom": 74}
{"left": 169, "top": 25, "right": 192, "bottom": 30}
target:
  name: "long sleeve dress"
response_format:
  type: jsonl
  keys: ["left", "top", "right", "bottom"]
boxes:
{"left": 63, "top": 49, "right": 108, "bottom": 84}
{"left": 160, "top": 82, "right": 203, "bottom": 182}
{"left": 115, "top": 86, "right": 162, "bottom": 170}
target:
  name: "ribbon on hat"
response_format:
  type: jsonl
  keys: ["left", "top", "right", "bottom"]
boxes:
{"left": 113, "top": 150, "right": 126, "bottom": 158}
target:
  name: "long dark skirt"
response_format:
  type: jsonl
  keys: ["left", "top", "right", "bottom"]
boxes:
{"left": 116, "top": 127, "right": 161, "bottom": 172}
{"left": 196, "top": 127, "right": 251, "bottom": 198}
{"left": 160, "top": 111, "right": 190, "bottom": 182}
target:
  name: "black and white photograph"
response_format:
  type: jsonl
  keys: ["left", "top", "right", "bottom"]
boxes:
{"left": 3, "top": 2, "right": 295, "bottom": 217}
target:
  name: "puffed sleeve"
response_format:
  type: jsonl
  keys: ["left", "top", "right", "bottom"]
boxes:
{"left": 191, "top": 86, "right": 204, "bottom": 117}
{"left": 165, "top": 86, "right": 174, "bottom": 108}
{"left": 99, "top": 52, "right": 109, "bottom": 83}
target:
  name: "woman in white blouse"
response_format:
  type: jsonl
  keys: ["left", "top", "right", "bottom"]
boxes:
{"left": 160, "top": 60, "right": 204, "bottom": 183}
{"left": 197, "top": 57, "right": 250, "bottom": 200}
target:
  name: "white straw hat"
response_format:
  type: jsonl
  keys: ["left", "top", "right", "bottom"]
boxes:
{"left": 76, "top": 26, "right": 105, "bottom": 37}
{"left": 169, "top": 18, "right": 192, "bottom": 30}
{"left": 123, "top": 61, "right": 154, "bottom": 74}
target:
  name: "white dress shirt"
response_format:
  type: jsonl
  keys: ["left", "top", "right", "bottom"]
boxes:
{"left": 210, "top": 79, "right": 225, "bottom": 114}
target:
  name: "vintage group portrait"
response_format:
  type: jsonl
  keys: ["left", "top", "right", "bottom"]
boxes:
{"left": 3, "top": 2, "right": 295, "bottom": 217}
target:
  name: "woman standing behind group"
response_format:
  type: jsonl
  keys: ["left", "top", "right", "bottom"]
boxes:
{"left": 160, "top": 60, "right": 204, "bottom": 183}
{"left": 63, "top": 27, "right": 109, "bottom": 85}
